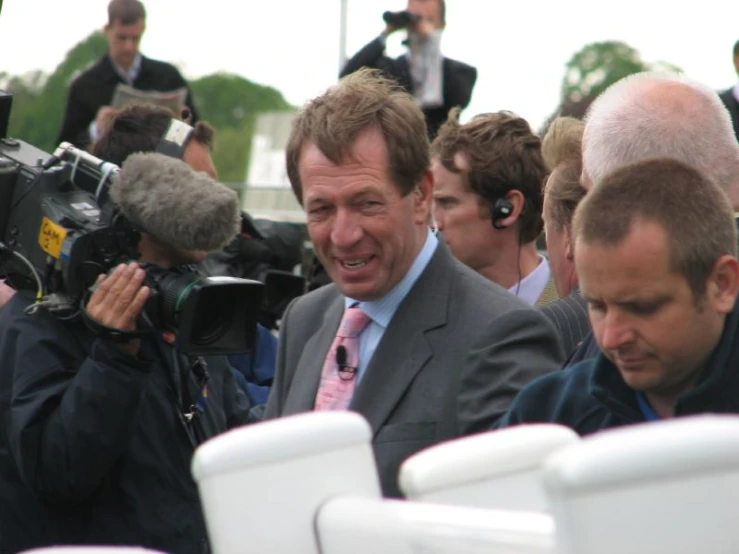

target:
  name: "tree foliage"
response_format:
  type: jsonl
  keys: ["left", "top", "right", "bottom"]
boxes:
{"left": 2, "top": 30, "right": 293, "bottom": 184}
{"left": 190, "top": 73, "right": 293, "bottom": 182}
{"left": 3, "top": 32, "right": 108, "bottom": 149}
{"left": 541, "top": 40, "right": 682, "bottom": 133}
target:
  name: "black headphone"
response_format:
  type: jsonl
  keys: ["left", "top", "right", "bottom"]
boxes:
{"left": 491, "top": 197, "right": 514, "bottom": 230}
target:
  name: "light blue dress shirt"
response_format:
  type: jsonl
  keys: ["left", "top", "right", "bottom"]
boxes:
{"left": 344, "top": 230, "right": 438, "bottom": 382}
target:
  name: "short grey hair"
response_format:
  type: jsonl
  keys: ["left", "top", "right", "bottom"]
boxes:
{"left": 582, "top": 72, "right": 739, "bottom": 199}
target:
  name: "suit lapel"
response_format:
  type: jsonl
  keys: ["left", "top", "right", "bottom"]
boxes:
{"left": 350, "top": 243, "right": 453, "bottom": 436}
{"left": 283, "top": 293, "right": 344, "bottom": 413}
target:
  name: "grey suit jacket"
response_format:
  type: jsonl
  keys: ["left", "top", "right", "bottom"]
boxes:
{"left": 265, "top": 242, "right": 564, "bottom": 496}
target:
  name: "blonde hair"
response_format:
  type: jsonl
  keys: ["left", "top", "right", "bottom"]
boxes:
{"left": 541, "top": 116, "right": 584, "bottom": 171}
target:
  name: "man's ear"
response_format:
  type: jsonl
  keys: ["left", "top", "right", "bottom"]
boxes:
{"left": 493, "top": 189, "right": 525, "bottom": 229}
{"left": 565, "top": 223, "right": 574, "bottom": 261}
{"left": 708, "top": 254, "right": 739, "bottom": 313}
{"left": 412, "top": 170, "right": 433, "bottom": 225}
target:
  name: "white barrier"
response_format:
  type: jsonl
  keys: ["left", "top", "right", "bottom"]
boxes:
{"left": 316, "top": 496, "right": 555, "bottom": 554}
{"left": 191, "top": 412, "right": 381, "bottom": 554}
{"left": 399, "top": 424, "right": 579, "bottom": 511}
{"left": 18, "top": 546, "right": 165, "bottom": 554}
{"left": 543, "top": 415, "right": 739, "bottom": 554}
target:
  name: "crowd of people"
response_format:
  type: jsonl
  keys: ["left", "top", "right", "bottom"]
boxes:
{"left": 1, "top": 0, "right": 739, "bottom": 552}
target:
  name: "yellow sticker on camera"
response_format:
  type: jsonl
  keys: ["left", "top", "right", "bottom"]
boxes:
{"left": 38, "top": 217, "right": 67, "bottom": 259}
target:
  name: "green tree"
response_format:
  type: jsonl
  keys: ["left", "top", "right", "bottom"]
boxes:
{"left": 3, "top": 29, "right": 293, "bottom": 183}
{"left": 189, "top": 73, "right": 294, "bottom": 183}
{"left": 5, "top": 31, "right": 108, "bottom": 151}
{"left": 541, "top": 41, "right": 682, "bottom": 133}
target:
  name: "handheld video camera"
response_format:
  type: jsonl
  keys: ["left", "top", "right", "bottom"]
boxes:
{"left": 0, "top": 91, "right": 264, "bottom": 356}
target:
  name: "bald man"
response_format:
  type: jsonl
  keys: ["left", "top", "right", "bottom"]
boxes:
{"left": 568, "top": 72, "right": 739, "bottom": 366}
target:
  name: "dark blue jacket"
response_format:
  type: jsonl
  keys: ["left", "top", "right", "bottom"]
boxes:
{"left": 229, "top": 324, "right": 277, "bottom": 406}
{"left": 0, "top": 293, "right": 251, "bottom": 554}
{"left": 496, "top": 301, "right": 739, "bottom": 435}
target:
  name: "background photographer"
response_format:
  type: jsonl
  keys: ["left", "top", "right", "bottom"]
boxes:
{"left": 0, "top": 129, "right": 251, "bottom": 553}
{"left": 340, "top": 0, "right": 477, "bottom": 139}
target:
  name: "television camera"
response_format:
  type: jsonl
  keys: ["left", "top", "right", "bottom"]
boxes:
{"left": 0, "top": 91, "right": 263, "bottom": 356}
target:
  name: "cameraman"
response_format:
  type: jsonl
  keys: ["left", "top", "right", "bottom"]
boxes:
{"left": 0, "top": 111, "right": 251, "bottom": 553}
{"left": 340, "top": 0, "right": 477, "bottom": 139}
{"left": 90, "top": 104, "right": 280, "bottom": 406}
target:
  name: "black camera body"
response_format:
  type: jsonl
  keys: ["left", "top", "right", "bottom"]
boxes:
{"left": 0, "top": 91, "right": 263, "bottom": 356}
{"left": 0, "top": 137, "right": 130, "bottom": 298}
{"left": 382, "top": 10, "right": 420, "bottom": 28}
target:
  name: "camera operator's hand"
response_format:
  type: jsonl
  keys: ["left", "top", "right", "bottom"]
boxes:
{"left": 85, "top": 263, "right": 150, "bottom": 356}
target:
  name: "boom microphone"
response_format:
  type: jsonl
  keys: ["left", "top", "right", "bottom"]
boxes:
{"left": 111, "top": 152, "right": 240, "bottom": 252}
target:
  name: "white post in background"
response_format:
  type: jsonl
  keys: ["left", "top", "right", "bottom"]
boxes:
{"left": 338, "top": 0, "right": 348, "bottom": 73}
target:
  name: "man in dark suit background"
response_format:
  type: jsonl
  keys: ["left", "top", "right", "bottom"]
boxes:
{"left": 264, "top": 68, "right": 564, "bottom": 497}
{"left": 56, "top": 0, "right": 198, "bottom": 150}
{"left": 340, "top": 0, "right": 476, "bottom": 140}
{"left": 538, "top": 116, "right": 590, "bottom": 360}
{"left": 719, "top": 40, "right": 739, "bottom": 142}
{"left": 540, "top": 158, "right": 590, "bottom": 360}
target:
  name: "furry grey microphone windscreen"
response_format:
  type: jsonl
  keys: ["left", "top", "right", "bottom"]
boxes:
{"left": 111, "top": 152, "right": 240, "bottom": 252}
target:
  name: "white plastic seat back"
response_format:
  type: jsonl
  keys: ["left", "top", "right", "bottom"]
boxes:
{"left": 18, "top": 546, "right": 166, "bottom": 554}
{"left": 316, "top": 496, "right": 555, "bottom": 554}
{"left": 543, "top": 415, "right": 739, "bottom": 554}
{"left": 191, "top": 411, "right": 381, "bottom": 554}
{"left": 399, "top": 424, "right": 579, "bottom": 511}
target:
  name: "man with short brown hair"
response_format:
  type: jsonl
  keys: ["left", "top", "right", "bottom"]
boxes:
{"left": 267, "top": 69, "right": 564, "bottom": 497}
{"left": 496, "top": 157, "right": 739, "bottom": 433}
{"left": 57, "top": 0, "right": 199, "bottom": 150}
{"left": 431, "top": 110, "right": 558, "bottom": 306}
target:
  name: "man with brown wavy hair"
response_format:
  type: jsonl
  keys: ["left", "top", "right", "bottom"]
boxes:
{"left": 267, "top": 69, "right": 564, "bottom": 497}
{"left": 431, "top": 109, "right": 558, "bottom": 306}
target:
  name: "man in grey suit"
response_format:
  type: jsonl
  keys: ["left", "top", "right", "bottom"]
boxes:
{"left": 265, "top": 68, "right": 564, "bottom": 497}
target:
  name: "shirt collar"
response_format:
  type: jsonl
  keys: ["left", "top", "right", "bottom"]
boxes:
{"left": 508, "top": 255, "right": 550, "bottom": 304}
{"left": 345, "top": 229, "right": 438, "bottom": 327}
{"left": 111, "top": 53, "right": 142, "bottom": 85}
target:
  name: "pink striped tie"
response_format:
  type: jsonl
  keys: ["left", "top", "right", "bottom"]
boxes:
{"left": 314, "top": 306, "right": 371, "bottom": 411}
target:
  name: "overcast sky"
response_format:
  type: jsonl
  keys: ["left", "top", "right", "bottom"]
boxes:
{"left": 2, "top": 0, "right": 738, "bottom": 131}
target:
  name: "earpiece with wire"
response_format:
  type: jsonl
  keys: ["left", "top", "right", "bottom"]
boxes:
{"left": 491, "top": 197, "right": 514, "bottom": 230}
{"left": 490, "top": 195, "right": 523, "bottom": 296}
